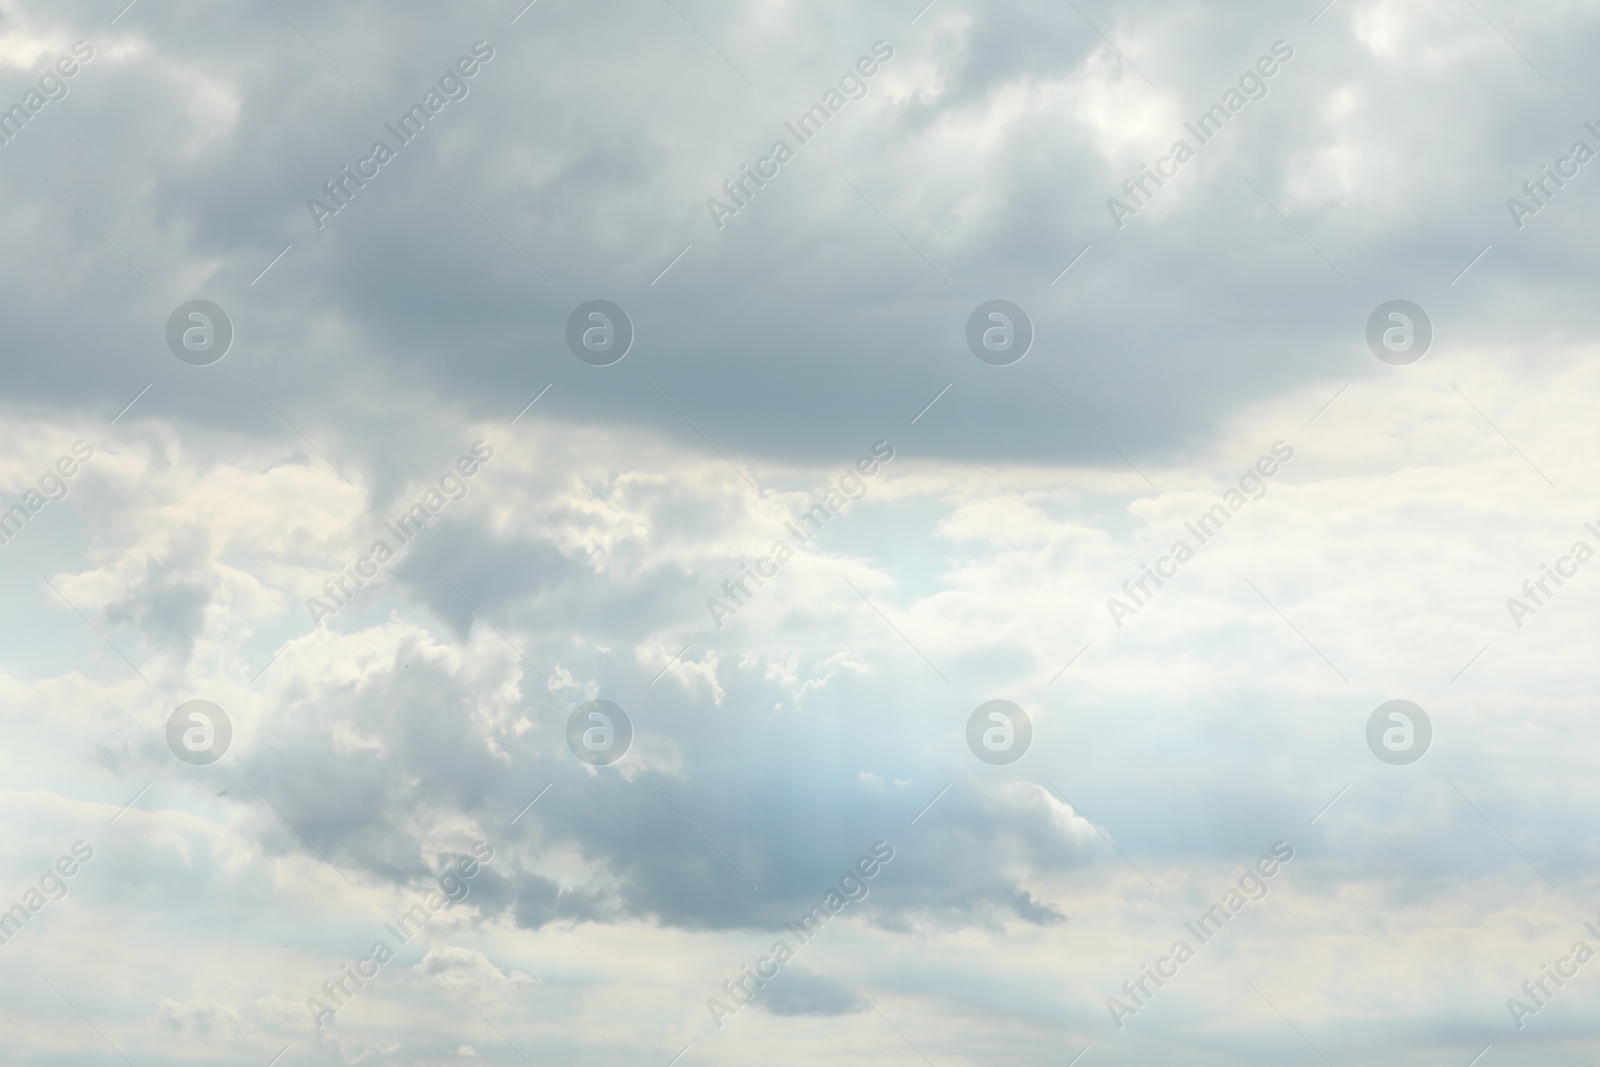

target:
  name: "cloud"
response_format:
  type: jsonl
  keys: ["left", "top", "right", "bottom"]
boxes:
{"left": 755, "top": 966, "right": 867, "bottom": 1017}
{"left": 154, "top": 997, "right": 243, "bottom": 1042}
{"left": 418, "top": 944, "right": 538, "bottom": 998}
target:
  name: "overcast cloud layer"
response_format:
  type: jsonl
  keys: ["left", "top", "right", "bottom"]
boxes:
{"left": 2, "top": 0, "right": 1599, "bottom": 1064}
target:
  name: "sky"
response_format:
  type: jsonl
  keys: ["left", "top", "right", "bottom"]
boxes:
{"left": 1, "top": 0, "right": 1598, "bottom": 1064}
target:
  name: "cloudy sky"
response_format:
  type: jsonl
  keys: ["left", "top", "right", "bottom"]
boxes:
{"left": 1, "top": 0, "right": 1598, "bottom": 1063}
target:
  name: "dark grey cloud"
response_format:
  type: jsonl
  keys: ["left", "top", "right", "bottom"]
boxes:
{"left": 4, "top": 0, "right": 1595, "bottom": 480}
{"left": 196, "top": 615, "right": 1097, "bottom": 936}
